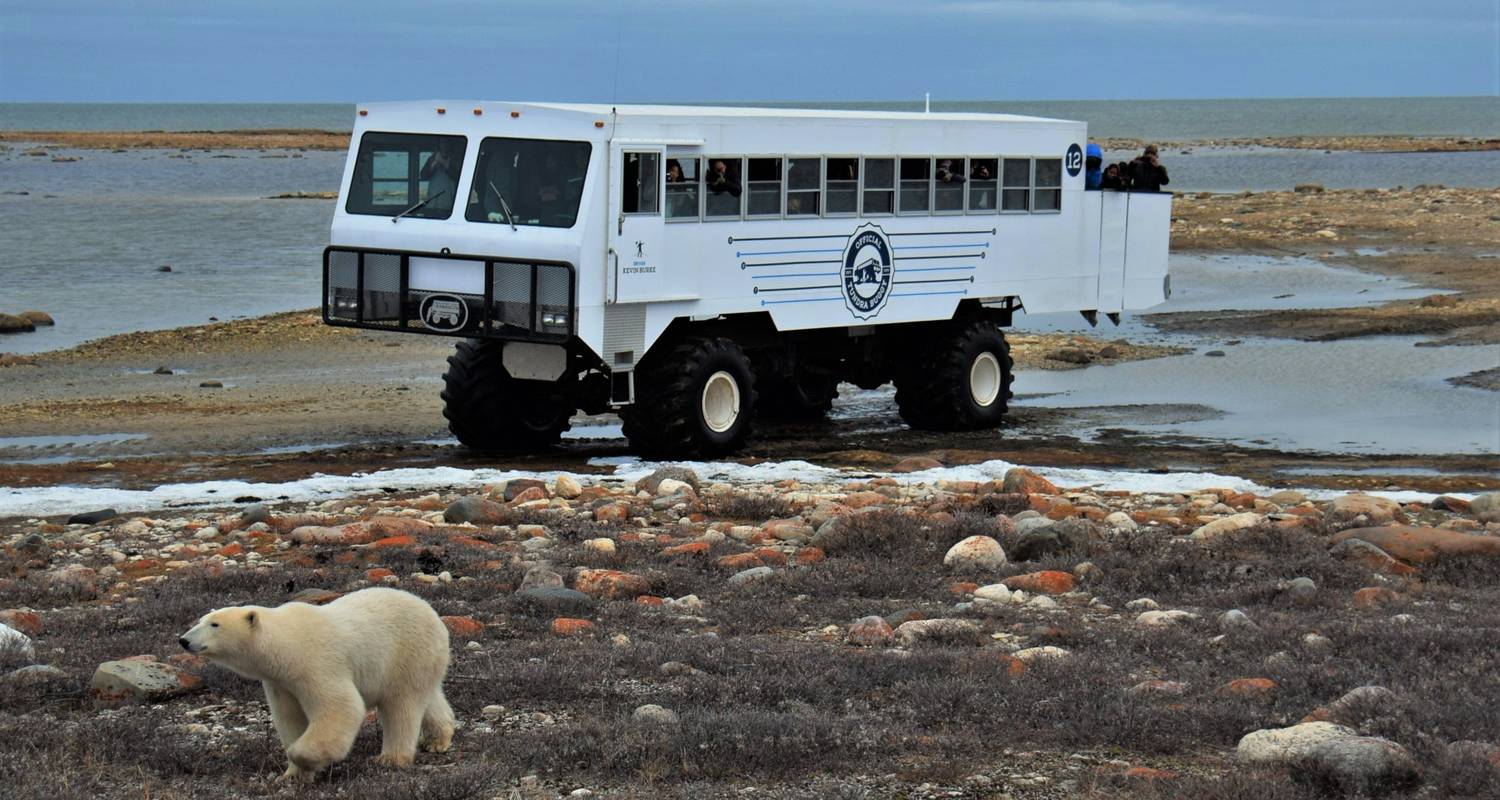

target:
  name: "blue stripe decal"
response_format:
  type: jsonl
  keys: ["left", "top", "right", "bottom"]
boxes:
{"left": 760, "top": 296, "right": 843, "bottom": 306}
{"left": 891, "top": 290, "right": 970, "bottom": 298}
{"left": 750, "top": 271, "right": 842, "bottom": 280}
{"left": 735, "top": 247, "right": 844, "bottom": 258}
{"left": 896, "top": 265, "right": 977, "bottom": 273}
{"left": 893, "top": 243, "right": 989, "bottom": 251}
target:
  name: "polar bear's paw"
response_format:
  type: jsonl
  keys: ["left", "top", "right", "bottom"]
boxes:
{"left": 375, "top": 752, "right": 416, "bottom": 768}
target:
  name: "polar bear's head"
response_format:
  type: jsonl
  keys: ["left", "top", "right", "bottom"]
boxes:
{"left": 180, "top": 606, "right": 262, "bottom": 671}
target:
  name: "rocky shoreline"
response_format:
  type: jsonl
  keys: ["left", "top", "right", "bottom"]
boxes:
{"left": 3, "top": 465, "right": 1499, "bottom": 798}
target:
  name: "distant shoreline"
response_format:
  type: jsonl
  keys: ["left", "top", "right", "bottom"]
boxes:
{"left": 3, "top": 129, "right": 1497, "bottom": 153}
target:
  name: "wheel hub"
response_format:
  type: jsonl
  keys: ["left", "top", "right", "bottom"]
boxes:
{"left": 969, "top": 352, "right": 1001, "bottom": 407}
{"left": 701, "top": 371, "right": 742, "bottom": 433}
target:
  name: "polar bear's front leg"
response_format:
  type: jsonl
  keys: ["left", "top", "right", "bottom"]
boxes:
{"left": 285, "top": 685, "right": 365, "bottom": 776}
{"left": 262, "top": 681, "right": 309, "bottom": 748}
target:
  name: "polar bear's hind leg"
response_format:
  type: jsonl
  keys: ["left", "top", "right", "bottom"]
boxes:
{"left": 419, "top": 688, "right": 456, "bottom": 753}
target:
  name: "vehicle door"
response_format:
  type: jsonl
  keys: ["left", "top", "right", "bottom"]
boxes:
{"left": 606, "top": 144, "right": 671, "bottom": 304}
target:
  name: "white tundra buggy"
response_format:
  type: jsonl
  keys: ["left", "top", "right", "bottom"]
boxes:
{"left": 323, "top": 102, "right": 1171, "bottom": 457}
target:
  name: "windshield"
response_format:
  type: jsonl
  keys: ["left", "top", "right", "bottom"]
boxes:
{"left": 466, "top": 137, "right": 591, "bottom": 229}
{"left": 346, "top": 132, "right": 466, "bottom": 219}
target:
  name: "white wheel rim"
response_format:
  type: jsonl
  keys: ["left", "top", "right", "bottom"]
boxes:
{"left": 701, "top": 370, "right": 741, "bottom": 433}
{"left": 970, "top": 352, "right": 1002, "bottom": 407}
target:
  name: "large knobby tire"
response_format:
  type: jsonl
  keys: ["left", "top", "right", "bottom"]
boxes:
{"left": 441, "top": 339, "right": 574, "bottom": 451}
{"left": 893, "top": 322, "right": 1013, "bottom": 431}
{"left": 621, "top": 336, "right": 756, "bottom": 458}
{"left": 758, "top": 369, "right": 838, "bottom": 421}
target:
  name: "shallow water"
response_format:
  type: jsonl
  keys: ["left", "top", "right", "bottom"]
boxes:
{"left": 1011, "top": 338, "right": 1500, "bottom": 455}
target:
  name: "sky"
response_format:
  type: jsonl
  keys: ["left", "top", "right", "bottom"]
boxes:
{"left": 1, "top": 0, "right": 1496, "bottom": 103}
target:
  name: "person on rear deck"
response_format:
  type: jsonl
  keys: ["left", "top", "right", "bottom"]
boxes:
{"left": 1129, "top": 145, "right": 1170, "bottom": 192}
{"left": 1084, "top": 143, "right": 1103, "bottom": 189}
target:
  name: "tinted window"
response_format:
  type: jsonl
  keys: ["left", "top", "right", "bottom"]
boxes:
{"left": 1002, "top": 158, "right": 1031, "bottom": 212}
{"left": 347, "top": 132, "right": 466, "bottom": 218}
{"left": 826, "top": 158, "right": 858, "bottom": 215}
{"left": 862, "top": 158, "right": 894, "bottom": 214}
{"left": 786, "top": 157, "right": 821, "bottom": 216}
{"left": 1034, "top": 158, "right": 1063, "bottom": 211}
{"left": 747, "top": 157, "right": 782, "bottom": 216}
{"left": 622, "top": 152, "right": 660, "bottom": 214}
{"left": 969, "top": 158, "right": 998, "bottom": 212}
{"left": 466, "top": 137, "right": 591, "bottom": 228}
{"left": 899, "top": 157, "right": 930, "bottom": 213}
{"left": 934, "top": 157, "right": 966, "bottom": 212}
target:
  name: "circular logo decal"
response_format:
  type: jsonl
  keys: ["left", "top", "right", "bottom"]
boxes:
{"left": 1066, "top": 143, "right": 1083, "bottom": 177}
{"left": 841, "top": 223, "right": 894, "bottom": 320}
{"left": 419, "top": 293, "right": 469, "bottom": 332}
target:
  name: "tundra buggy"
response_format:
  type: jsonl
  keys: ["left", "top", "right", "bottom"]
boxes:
{"left": 323, "top": 102, "right": 1171, "bottom": 457}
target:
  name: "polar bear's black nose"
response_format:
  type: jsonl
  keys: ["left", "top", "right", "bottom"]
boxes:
{"left": 178, "top": 637, "right": 191, "bottom": 651}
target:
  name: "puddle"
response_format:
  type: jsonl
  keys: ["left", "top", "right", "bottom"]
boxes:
{"left": 1013, "top": 338, "right": 1500, "bottom": 455}
{"left": 562, "top": 423, "right": 624, "bottom": 440}
{"left": 0, "top": 433, "right": 148, "bottom": 449}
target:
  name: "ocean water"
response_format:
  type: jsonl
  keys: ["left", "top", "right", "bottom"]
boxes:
{"left": 2, "top": 96, "right": 1497, "bottom": 139}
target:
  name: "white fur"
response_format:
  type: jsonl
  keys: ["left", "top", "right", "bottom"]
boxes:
{"left": 181, "top": 587, "right": 455, "bottom": 780}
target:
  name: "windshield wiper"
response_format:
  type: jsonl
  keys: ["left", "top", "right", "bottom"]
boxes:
{"left": 488, "top": 181, "right": 518, "bottom": 232}
{"left": 390, "top": 189, "right": 446, "bottom": 223}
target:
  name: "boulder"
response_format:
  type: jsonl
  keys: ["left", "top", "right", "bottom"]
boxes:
{"left": 520, "top": 567, "right": 564, "bottom": 590}
{"left": 727, "top": 566, "right": 775, "bottom": 585}
{"left": 502, "top": 478, "right": 550, "bottom": 502}
{"left": 1010, "top": 527, "right": 1064, "bottom": 561}
{"left": 1330, "top": 526, "right": 1500, "bottom": 564}
{"left": 635, "top": 466, "right": 700, "bottom": 495}
{"left": 1268, "top": 490, "right": 1309, "bottom": 506}
{"left": 1002, "top": 570, "right": 1076, "bottom": 595}
{"left": 1104, "top": 511, "right": 1138, "bottom": 532}
{"left": 1237, "top": 721, "right": 1357, "bottom": 763}
{"left": 893, "top": 618, "right": 985, "bottom": 648}
{"left": 1294, "top": 736, "right": 1421, "bottom": 795}
{"left": 0, "top": 610, "right": 42, "bottom": 637}
{"left": 1136, "top": 610, "right": 1196, "bottom": 627}
{"left": 574, "top": 569, "right": 650, "bottom": 599}
{"left": 89, "top": 659, "right": 203, "bottom": 706}
{"left": 0, "top": 623, "right": 35, "bottom": 661}
{"left": 1047, "top": 347, "right": 1092, "bottom": 365}
{"left": 1190, "top": 512, "right": 1263, "bottom": 542}
{"left": 631, "top": 704, "right": 681, "bottom": 727}
{"left": 891, "top": 456, "right": 943, "bottom": 473}
{"left": 1303, "top": 686, "right": 1397, "bottom": 726}
{"left": 973, "top": 583, "right": 1013, "bottom": 603}
{"left": 44, "top": 564, "right": 98, "bottom": 598}
{"left": 444, "top": 496, "right": 512, "bottom": 525}
{"left": 66, "top": 508, "right": 118, "bottom": 526}
{"left": 513, "top": 587, "right": 594, "bottom": 615}
{"left": 1001, "top": 468, "right": 1058, "bottom": 496}
{"left": 943, "top": 535, "right": 1007, "bottom": 571}
{"left": 19, "top": 311, "right": 54, "bottom": 326}
{"left": 553, "top": 474, "right": 583, "bottom": 499}
{"left": 1329, "top": 494, "right": 1407, "bottom": 525}
{"left": 4, "top": 664, "right": 70, "bottom": 690}
{"left": 0, "top": 314, "right": 36, "bottom": 334}
{"left": 1329, "top": 537, "right": 1418, "bottom": 575}
{"left": 846, "top": 616, "right": 895, "bottom": 647}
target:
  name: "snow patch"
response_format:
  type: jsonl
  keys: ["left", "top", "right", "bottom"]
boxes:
{"left": 0, "top": 457, "right": 1472, "bottom": 519}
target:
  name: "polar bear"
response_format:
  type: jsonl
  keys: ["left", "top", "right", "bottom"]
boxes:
{"left": 179, "top": 587, "right": 455, "bottom": 780}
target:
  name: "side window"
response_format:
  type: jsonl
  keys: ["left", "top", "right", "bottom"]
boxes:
{"left": 665, "top": 156, "right": 700, "bottom": 220}
{"left": 899, "top": 157, "right": 930, "bottom": 214}
{"left": 968, "top": 158, "right": 998, "bottom": 212}
{"left": 934, "top": 157, "right": 966, "bottom": 212}
{"left": 1034, "top": 158, "right": 1063, "bottom": 212}
{"left": 786, "top": 157, "right": 821, "bottom": 216}
{"left": 1002, "top": 158, "right": 1031, "bottom": 212}
{"left": 704, "top": 157, "right": 744, "bottom": 218}
{"left": 622, "top": 151, "right": 660, "bottom": 215}
{"left": 746, "top": 157, "right": 782, "bottom": 216}
{"left": 861, "top": 158, "right": 894, "bottom": 215}
{"left": 825, "top": 158, "right": 858, "bottom": 215}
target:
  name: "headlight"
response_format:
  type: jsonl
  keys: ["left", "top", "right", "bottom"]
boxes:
{"left": 541, "top": 311, "right": 569, "bottom": 327}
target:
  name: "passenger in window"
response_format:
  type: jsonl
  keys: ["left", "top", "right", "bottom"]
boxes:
{"left": 1085, "top": 143, "right": 1103, "bottom": 190}
{"left": 935, "top": 159, "right": 966, "bottom": 184}
{"left": 707, "top": 159, "right": 742, "bottom": 197}
{"left": 666, "top": 159, "right": 685, "bottom": 183}
{"left": 1129, "top": 145, "right": 1170, "bottom": 192}
{"left": 420, "top": 142, "right": 461, "bottom": 208}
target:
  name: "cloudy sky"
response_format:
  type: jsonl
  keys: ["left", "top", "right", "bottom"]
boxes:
{"left": 2, "top": 0, "right": 1496, "bottom": 102}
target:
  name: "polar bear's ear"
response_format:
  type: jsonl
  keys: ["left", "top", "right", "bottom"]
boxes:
{"left": 245, "top": 610, "right": 257, "bottom": 627}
